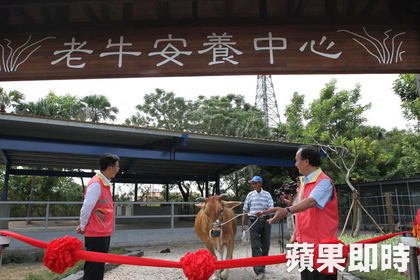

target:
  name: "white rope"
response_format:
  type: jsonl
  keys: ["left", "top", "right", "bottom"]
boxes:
{"left": 243, "top": 216, "right": 262, "bottom": 233}
{"left": 220, "top": 213, "right": 245, "bottom": 226}
{"left": 220, "top": 213, "right": 270, "bottom": 232}
{"left": 208, "top": 213, "right": 267, "bottom": 241}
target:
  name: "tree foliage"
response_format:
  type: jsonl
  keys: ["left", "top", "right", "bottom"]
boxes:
{"left": 126, "top": 88, "right": 192, "bottom": 130}
{"left": 191, "top": 94, "right": 270, "bottom": 138}
{"left": 304, "top": 80, "right": 371, "bottom": 142}
{"left": 278, "top": 79, "right": 418, "bottom": 184}
{"left": 15, "top": 92, "right": 84, "bottom": 120}
{"left": 81, "top": 94, "right": 119, "bottom": 122}
{"left": 392, "top": 74, "right": 420, "bottom": 125}
{"left": 126, "top": 89, "right": 270, "bottom": 138}
{"left": 0, "top": 87, "right": 24, "bottom": 113}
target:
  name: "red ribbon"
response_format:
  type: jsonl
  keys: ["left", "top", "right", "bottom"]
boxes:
{"left": 0, "top": 230, "right": 408, "bottom": 280}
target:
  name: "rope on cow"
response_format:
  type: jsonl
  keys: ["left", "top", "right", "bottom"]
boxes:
{"left": 219, "top": 213, "right": 267, "bottom": 233}
{"left": 219, "top": 213, "right": 245, "bottom": 226}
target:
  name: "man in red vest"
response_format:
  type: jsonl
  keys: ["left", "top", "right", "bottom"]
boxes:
{"left": 262, "top": 145, "right": 339, "bottom": 280}
{"left": 76, "top": 153, "right": 120, "bottom": 280}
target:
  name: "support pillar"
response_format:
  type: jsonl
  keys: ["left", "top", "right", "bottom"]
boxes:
{"left": 214, "top": 176, "right": 220, "bottom": 195}
{"left": 165, "top": 184, "right": 169, "bottom": 202}
{"left": 0, "top": 164, "right": 11, "bottom": 229}
{"left": 1, "top": 164, "right": 10, "bottom": 201}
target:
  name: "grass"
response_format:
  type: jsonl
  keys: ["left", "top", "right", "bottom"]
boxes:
{"left": 24, "top": 261, "right": 84, "bottom": 280}
{"left": 24, "top": 247, "right": 127, "bottom": 280}
{"left": 339, "top": 233, "right": 409, "bottom": 280}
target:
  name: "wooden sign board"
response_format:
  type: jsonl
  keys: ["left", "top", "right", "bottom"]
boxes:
{"left": 0, "top": 25, "right": 419, "bottom": 81}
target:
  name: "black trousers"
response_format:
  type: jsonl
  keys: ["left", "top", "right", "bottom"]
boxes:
{"left": 249, "top": 217, "right": 271, "bottom": 275}
{"left": 300, "top": 269, "right": 337, "bottom": 280}
{"left": 83, "top": 236, "right": 111, "bottom": 280}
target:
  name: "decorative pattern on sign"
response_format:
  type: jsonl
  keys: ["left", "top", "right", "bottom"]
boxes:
{"left": 338, "top": 27, "right": 405, "bottom": 64}
{"left": 0, "top": 35, "right": 55, "bottom": 72}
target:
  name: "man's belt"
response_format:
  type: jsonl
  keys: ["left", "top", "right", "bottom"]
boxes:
{"left": 249, "top": 216, "right": 268, "bottom": 221}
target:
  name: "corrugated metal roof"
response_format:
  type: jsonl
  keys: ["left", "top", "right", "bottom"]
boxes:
{"left": 0, "top": 114, "right": 301, "bottom": 183}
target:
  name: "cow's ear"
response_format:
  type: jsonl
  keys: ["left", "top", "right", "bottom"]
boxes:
{"left": 195, "top": 202, "right": 205, "bottom": 208}
{"left": 222, "top": 201, "right": 242, "bottom": 209}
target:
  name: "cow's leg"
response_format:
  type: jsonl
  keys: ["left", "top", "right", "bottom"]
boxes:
{"left": 205, "top": 243, "right": 216, "bottom": 256}
{"left": 221, "top": 240, "right": 234, "bottom": 280}
{"left": 226, "top": 238, "right": 234, "bottom": 260}
{"left": 208, "top": 243, "right": 222, "bottom": 280}
{"left": 205, "top": 242, "right": 220, "bottom": 280}
{"left": 214, "top": 247, "right": 224, "bottom": 279}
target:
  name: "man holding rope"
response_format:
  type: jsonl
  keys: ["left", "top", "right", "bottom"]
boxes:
{"left": 76, "top": 153, "right": 120, "bottom": 280}
{"left": 242, "top": 175, "right": 274, "bottom": 280}
{"left": 261, "top": 145, "right": 339, "bottom": 280}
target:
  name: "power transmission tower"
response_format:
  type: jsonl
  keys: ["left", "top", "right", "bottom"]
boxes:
{"left": 255, "top": 75, "right": 281, "bottom": 127}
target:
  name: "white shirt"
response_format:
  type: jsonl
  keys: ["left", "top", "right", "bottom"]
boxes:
{"left": 303, "top": 169, "right": 333, "bottom": 209}
{"left": 79, "top": 172, "right": 111, "bottom": 230}
{"left": 243, "top": 189, "right": 274, "bottom": 217}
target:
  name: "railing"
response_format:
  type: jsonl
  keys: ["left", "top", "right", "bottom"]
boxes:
{"left": 0, "top": 201, "right": 200, "bottom": 230}
{"left": 339, "top": 193, "right": 419, "bottom": 231}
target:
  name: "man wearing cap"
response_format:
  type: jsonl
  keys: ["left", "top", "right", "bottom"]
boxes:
{"left": 242, "top": 175, "right": 274, "bottom": 280}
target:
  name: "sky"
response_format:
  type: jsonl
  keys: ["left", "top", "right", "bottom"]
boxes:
{"left": 1, "top": 73, "right": 409, "bottom": 131}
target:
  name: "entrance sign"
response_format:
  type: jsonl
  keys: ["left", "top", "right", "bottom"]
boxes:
{"left": 0, "top": 25, "right": 418, "bottom": 81}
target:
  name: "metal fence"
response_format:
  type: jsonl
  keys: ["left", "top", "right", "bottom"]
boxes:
{"left": 0, "top": 192, "right": 418, "bottom": 232}
{"left": 339, "top": 192, "right": 419, "bottom": 231}
{"left": 0, "top": 201, "right": 201, "bottom": 230}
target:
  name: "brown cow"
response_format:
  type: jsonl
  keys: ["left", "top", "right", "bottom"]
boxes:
{"left": 194, "top": 196, "right": 242, "bottom": 279}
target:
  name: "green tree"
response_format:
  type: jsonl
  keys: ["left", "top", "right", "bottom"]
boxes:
{"left": 15, "top": 91, "right": 85, "bottom": 120}
{"left": 190, "top": 94, "right": 270, "bottom": 138}
{"left": 279, "top": 92, "right": 305, "bottom": 141}
{"left": 304, "top": 80, "right": 371, "bottom": 142}
{"left": 127, "top": 89, "right": 270, "bottom": 138}
{"left": 81, "top": 94, "right": 119, "bottom": 123}
{"left": 126, "top": 88, "right": 192, "bottom": 130}
{"left": 278, "top": 80, "right": 384, "bottom": 236}
{"left": 377, "top": 129, "right": 420, "bottom": 179}
{"left": 0, "top": 87, "right": 24, "bottom": 113}
{"left": 0, "top": 173, "right": 83, "bottom": 220}
{"left": 392, "top": 74, "right": 419, "bottom": 128}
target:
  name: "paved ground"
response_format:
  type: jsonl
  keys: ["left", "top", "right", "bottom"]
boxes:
{"left": 104, "top": 240, "right": 299, "bottom": 280}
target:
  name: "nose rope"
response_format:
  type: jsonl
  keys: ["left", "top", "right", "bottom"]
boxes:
{"left": 221, "top": 213, "right": 269, "bottom": 232}
{"left": 208, "top": 213, "right": 268, "bottom": 239}
{"left": 220, "top": 213, "right": 245, "bottom": 226}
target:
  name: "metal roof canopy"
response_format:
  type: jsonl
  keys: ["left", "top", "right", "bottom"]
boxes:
{"left": 0, "top": 114, "right": 299, "bottom": 185}
{"left": 1, "top": 0, "right": 418, "bottom": 31}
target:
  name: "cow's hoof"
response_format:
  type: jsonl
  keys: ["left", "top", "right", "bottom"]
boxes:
{"left": 220, "top": 269, "right": 229, "bottom": 280}
{"left": 211, "top": 270, "right": 221, "bottom": 280}
{"left": 210, "top": 275, "right": 220, "bottom": 280}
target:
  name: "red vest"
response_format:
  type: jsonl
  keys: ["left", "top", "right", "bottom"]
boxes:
{"left": 84, "top": 174, "right": 114, "bottom": 237}
{"left": 295, "top": 170, "right": 338, "bottom": 244}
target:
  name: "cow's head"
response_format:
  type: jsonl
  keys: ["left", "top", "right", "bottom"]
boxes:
{"left": 195, "top": 196, "right": 241, "bottom": 238}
